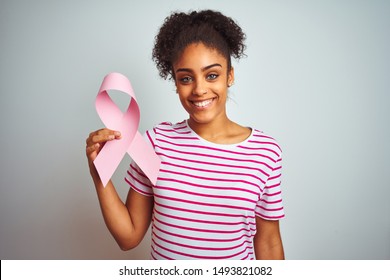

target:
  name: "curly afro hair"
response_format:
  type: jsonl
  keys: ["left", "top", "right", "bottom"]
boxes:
{"left": 152, "top": 10, "right": 246, "bottom": 80}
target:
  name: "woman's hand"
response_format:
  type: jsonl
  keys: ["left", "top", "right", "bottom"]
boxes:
{"left": 85, "top": 128, "right": 121, "bottom": 176}
{"left": 85, "top": 129, "right": 153, "bottom": 250}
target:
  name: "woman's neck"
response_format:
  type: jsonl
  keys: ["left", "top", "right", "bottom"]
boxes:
{"left": 187, "top": 116, "right": 251, "bottom": 145}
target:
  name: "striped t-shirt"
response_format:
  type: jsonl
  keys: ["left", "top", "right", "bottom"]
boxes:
{"left": 125, "top": 120, "right": 284, "bottom": 260}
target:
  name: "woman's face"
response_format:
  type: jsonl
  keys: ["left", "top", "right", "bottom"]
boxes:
{"left": 173, "top": 43, "right": 234, "bottom": 126}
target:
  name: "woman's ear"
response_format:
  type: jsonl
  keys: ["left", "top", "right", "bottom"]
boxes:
{"left": 174, "top": 80, "right": 179, "bottom": 94}
{"left": 228, "top": 67, "right": 235, "bottom": 87}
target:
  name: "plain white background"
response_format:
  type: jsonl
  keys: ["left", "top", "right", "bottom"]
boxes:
{"left": 0, "top": 0, "right": 389, "bottom": 259}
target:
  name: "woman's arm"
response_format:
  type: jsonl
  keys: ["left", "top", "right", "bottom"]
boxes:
{"left": 94, "top": 179, "right": 153, "bottom": 250}
{"left": 86, "top": 129, "right": 153, "bottom": 250}
{"left": 253, "top": 217, "right": 285, "bottom": 260}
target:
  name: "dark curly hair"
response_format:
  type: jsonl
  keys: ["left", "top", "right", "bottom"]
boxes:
{"left": 152, "top": 10, "right": 246, "bottom": 80}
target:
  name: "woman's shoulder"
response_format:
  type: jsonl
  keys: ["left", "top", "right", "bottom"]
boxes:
{"left": 147, "top": 120, "right": 191, "bottom": 136}
{"left": 247, "top": 128, "right": 283, "bottom": 157}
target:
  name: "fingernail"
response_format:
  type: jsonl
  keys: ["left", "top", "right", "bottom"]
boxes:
{"left": 114, "top": 131, "right": 121, "bottom": 136}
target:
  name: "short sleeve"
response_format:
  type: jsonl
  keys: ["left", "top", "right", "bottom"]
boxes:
{"left": 124, "top": 129, "right": 156, "bottom": 196}
{"left": 255, "top": 156, "right": 285, "bottom": 220}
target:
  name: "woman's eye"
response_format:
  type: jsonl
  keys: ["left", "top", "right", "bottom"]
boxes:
{"left": 180, "top": 76, "right": 193, "bottom": 83}
{"left": 207, "top": 74, "right": 219, "bottom": 80}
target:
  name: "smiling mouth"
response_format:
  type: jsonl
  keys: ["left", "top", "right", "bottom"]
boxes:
{"left": 191, "top": 98, "right": 215, "bottom": 108}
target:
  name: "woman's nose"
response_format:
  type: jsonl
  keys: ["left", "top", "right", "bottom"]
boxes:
{"left": 192, "top": 81, "right": 208, "bottom": 96}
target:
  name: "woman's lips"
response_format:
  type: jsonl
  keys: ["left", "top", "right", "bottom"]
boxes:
{"left": 191, "top": 98, "right": 215, "bottom": 108}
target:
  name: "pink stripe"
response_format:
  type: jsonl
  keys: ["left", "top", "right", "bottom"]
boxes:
{"left": 124, "top": 177, "right": 152, "bottom": 196}
{"left": 157, "top": 128, "right": 191, "bottom": 134}
{"left": 247, "top": 140, "right": 279, "bottom": 146}
{"left": 263, "top": 191, "right": 282, "bottom": 197}
{"left": 154, "top": 194, "right": 254, "bottom": 211}
{"left": 160, "top": 168, "right": 262, "bottom": 190}
{"left": 156, "top": 145, "right": 276, "bottom": 165}
{"left": 158, "top": 121, "right": 182, "bottom": 127}
{"left": 151, "top": 245, "right": 174, "bottom": 260}
{"left": 159, "top": 121, "right": 173, "bottom": 126}
{"left": 172, "top": 123, "right": 188, "bottom": 130}
{"left": 269, "top": 173, "right": 282, "bottom": 180}
{"left": 252, "top": 134, "right": 283, "bottom": 153}
{"left": 252, "top": 133, "right": 276, "bottom": 140}
{"left": 154, "top": 201, "right": 256, "bottom": 219}
{"left": 158, "top": 152, "right": 270, "bottom": 176}
{"left": 153, "top": 231, "right": 253, "bottom": 251}
{"left": 152, "top": 237, "right": 253, "bottom": 259}
{"left": 241, "top": 251, "right": 255, "bottom": 260}
{"left": 158, "top": 176, "right": 261, "bottom": 195}
{"left": 146, "top": 130, "right": 156, "bottom": 149}
{"left": 157, "top": 124, "right": 191, "bottom": 134}
{"left": 155, "top": 130, "right": 198, "bottom": 140}
{"left": 154, "top": 184, "right": 258, "bottom": 204}
{"left": 260, "top": 198, "right": 283, "bottom": 205}
{"left": 265, "top": 182, "right": 281, "bottom": 189}
{"left": 237, "top": 145, "right": 280, "bottom": 157}
{"left": 163, "top": 161, "right": 263, "bottom": 182}
{"left": 248, "top": 140, "right": 281, "bottom": 151}
{"left": 153, "top": 223, "right": 255, "bottom": 242}
{"left": 154, "top": 216, "right": 256, "bottom": 234}
{"left": 126, "top": 169, "right": 151, "bottom": 188}
{"left": 256, "top": 212, "right": 285, "bottom": 220}
{"left": 129, "top": 163, "right": 148, "bottom": 179}
{"left": 154, "top": 208, "right": 256, "bottom": 226}
{"left": 256, "top": 205, "right": 284, "bottom": 212}
{"left": 157, "top": 138, "right": 278, "bottom": 162}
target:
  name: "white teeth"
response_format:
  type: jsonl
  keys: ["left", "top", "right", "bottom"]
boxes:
{"left": 193, "top": 99, "right": 213, "bottom": 107}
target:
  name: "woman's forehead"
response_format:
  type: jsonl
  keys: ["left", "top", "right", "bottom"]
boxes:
{"left": 174, "top": 43, "right": 228, "bottom": 69}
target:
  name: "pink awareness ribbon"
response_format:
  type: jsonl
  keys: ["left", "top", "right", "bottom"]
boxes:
{"left": 93, "top": 72, "right": 161, "bottom": 187}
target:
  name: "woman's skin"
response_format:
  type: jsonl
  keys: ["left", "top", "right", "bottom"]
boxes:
{"left": 86, "top": 42, "right": 284, "bottom": 259}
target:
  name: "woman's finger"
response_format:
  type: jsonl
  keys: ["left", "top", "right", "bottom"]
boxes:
{"left": 86, "top": 129, "right": 121, "bottom": 146}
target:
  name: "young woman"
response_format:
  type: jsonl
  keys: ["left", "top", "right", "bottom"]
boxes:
{"left": 86, "top": 10, "right": 285, "bottom": 260}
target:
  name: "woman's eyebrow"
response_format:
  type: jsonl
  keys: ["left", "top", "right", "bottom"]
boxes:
{"left": 202, "top": 63, "right": 222, "bottom": 71}
{"left": 176, "top": 63, "right": 222, "bottom": 73}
